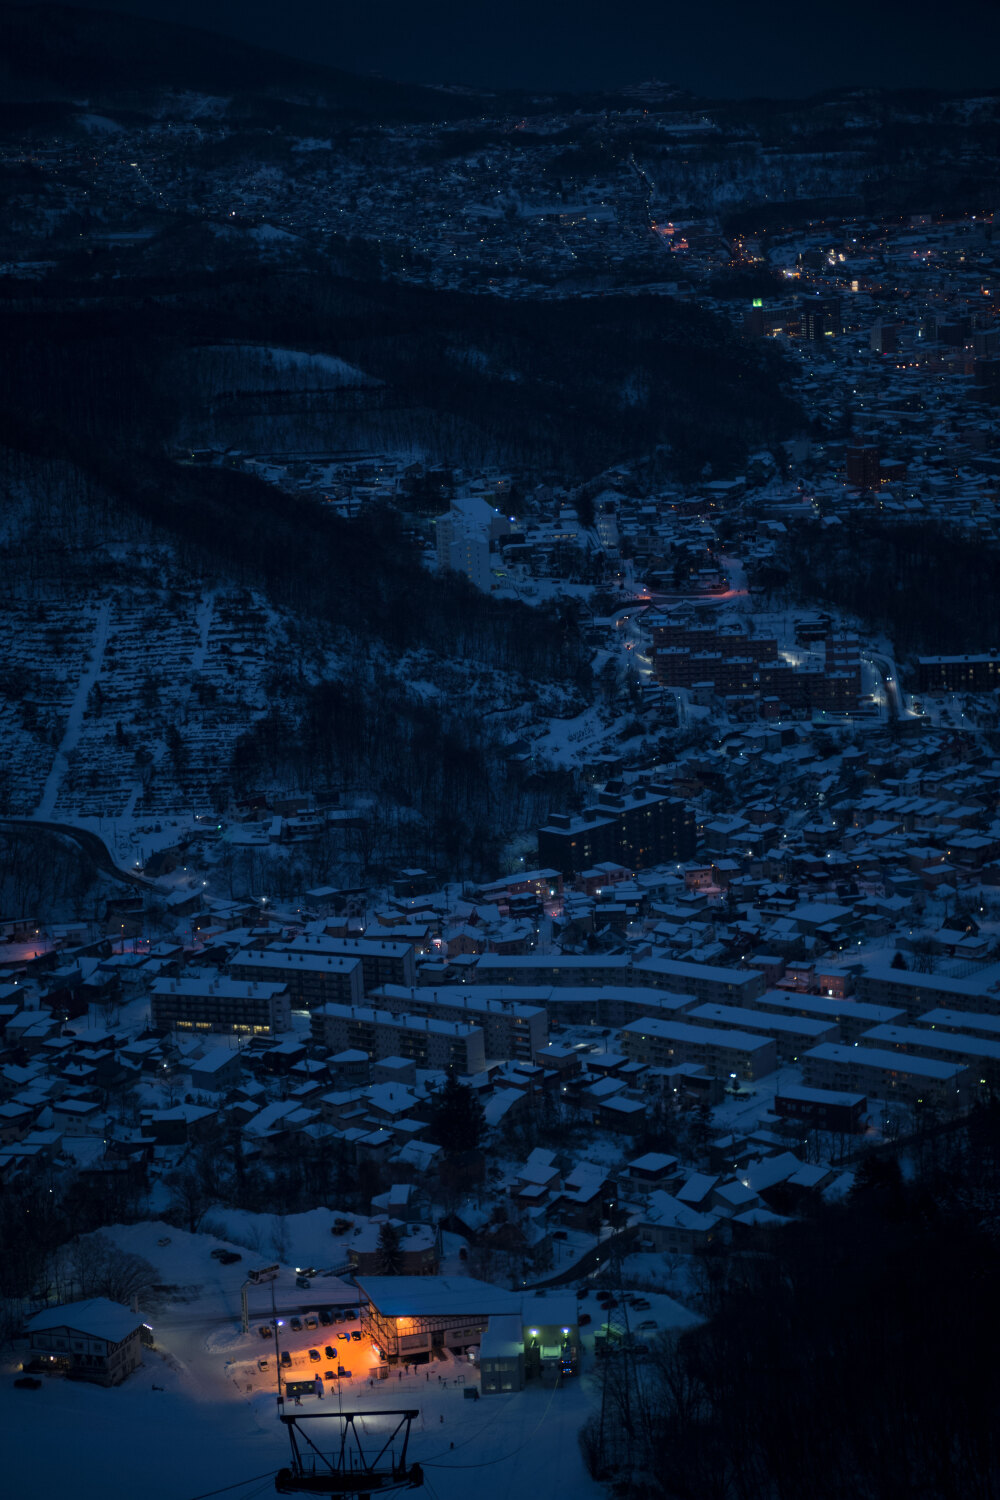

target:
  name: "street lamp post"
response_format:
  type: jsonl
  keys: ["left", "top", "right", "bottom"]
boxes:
{"left": 272, "top": 1278, "right": 285, "bottom": 1407}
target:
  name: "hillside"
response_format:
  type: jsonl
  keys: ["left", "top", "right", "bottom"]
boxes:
{"left": 0, "top": 261, "right": 801, "bottom": 477}
{"left": 0, "top": 2, "right": 478, "bottom": 118}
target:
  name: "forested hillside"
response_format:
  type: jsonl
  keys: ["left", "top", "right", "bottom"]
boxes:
{"left": 630, "top": 1106, "right": 1000, "bottom": 1499}
{"left": 0, "top": 261, "right": 800, "bottom": 478}
{"left": 761, "top": 519, "right": 1000, "bottom": 660}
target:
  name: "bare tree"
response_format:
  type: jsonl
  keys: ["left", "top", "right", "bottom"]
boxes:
{"left": 63, "top": 1233, "right": 157, "bottom": 1306}
{"left": 165, "top": 1166, "right": 214, "bottom": 1234}
{"left": 269, "top": 1215, "right": 291, "bottom": 1263}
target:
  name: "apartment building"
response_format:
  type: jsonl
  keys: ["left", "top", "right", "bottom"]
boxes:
{"left": 538, "top": 782, "right": 695, "bottom": 877}
{"left": 619, "top": 1016, "right": 777, "bottom": 1082}
{"left": 748, "top": 988, "right": 906, "bottom": 1043}
{"left": 773, "top": 1084, "right": 867, "bottom": 1134}
{"left": 856, "top": 964, "right": 1000, "bottom": 1020}
{"left": 310, "top": 1003, "right": 486, "bottom": 1075}
{"left": 859, "top": 1023, "right": 1000, "bottom": 1087}
{"left": 228, "top": 949, "right": 364, "bottom": 1010}
{"left": 802, "top": 1042, "right": 968, "bottom": 1106}
{"left": 369, "top": 984, "right": 547, "bottom": 1062}
{"left": 919, "top": 1008, "right": 1000, "bottom": 1044}
{"left": 632, "top": 957, "right": 765, "bottom": 1007}
{"left": 917, "top": 654, "right": 1000, "bottom": 693}
{"left": 474, "top": 955, "right": 633, "bottom": 988}
{"left": 268, "top": 934, "right": 416, "bottom": 994}
{"left": 474, "top": 954, "right": 763, "bottom": 1008}
{"left": 150, "top": 976, "right": 290, "bottom": 1035}
{"left": 686, "top": 1002, "right": 838, "bottom": 1062}
{"left": 589, "top": 985, "right": 695, "bottom": 1029}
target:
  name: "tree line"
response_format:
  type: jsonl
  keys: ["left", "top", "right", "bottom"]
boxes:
{"left": 592, "top": 1101, "right": 1000, "bottom": 1499}
{"left": 763, "top": 517, "right": 1000, "bottom": 660}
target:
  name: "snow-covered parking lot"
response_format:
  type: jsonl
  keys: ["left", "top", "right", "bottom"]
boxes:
{"left": 3, "top": 1341, "right": 606, "bottom": 1500}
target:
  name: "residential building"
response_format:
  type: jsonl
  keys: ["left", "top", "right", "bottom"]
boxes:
{"left": 856, "top": 965, "right": 1000, "bottom": 1021}
{"left": 269, "top": 934, "right": 416, "bottom": 994}
{"left": 619, "top": 1016, "right": 778, "bottom": 1081}
{"left": 310, "top": 1003, "right": 486, "bottom": 1074}
{"left": 916, "top": 654, "right": 1000, "bottom": 693}
{"left": 686, "top": 1001, "right": 838, "bottom": 1061}
{"left": 369, "top": 984, "right": 547, "bottom": 1062}
{"left": 538, "top": 783, "right": 695, "bottom": 877}
{"left": 773, "top": 1084, "right": 867, "bottom": 1134}
{"left": 150, "top": 977, "right": 290, "bottom": 1036}
{"left": 26, "top": 1299, "right": 144, "bottom": 1386}
{"left": 802, "top": 1042, "right": 968, "bottom": 1106}
{"left": 749, "top": 988, "right": 906, "bottom": 1042}
{"left": 228, "top": 949, "right": 364, "bottom": 1010}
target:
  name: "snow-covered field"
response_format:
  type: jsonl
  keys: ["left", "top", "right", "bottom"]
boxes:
{"left": 2, "top": 1343, "right": 605, "bottom": 1500}
{"left": 3, "top": 1220, "right": 700, "bottom": 1499}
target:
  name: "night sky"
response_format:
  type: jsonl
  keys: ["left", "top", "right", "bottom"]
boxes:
{"left": 44, "top": 0, "right": 1000, "bottom": 97}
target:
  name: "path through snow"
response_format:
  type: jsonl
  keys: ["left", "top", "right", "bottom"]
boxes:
{"left": 34, "top": 600, "right": 111, "bottom": 819}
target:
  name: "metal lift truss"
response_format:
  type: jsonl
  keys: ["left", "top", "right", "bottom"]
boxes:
{"left": 275, "top": 1408, "right": 424, "bottom": 1496}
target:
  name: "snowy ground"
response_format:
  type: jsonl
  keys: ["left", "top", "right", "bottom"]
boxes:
{"left": 2, "top": 1342, "right": 605, "bottom": 1500}
{"left": 3, "top": 1220, "right": 701, "bottom": 1499}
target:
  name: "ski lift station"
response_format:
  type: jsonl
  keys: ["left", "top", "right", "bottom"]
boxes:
{"left": 356, "top": 1277, "right": 579, "bottom": 1393}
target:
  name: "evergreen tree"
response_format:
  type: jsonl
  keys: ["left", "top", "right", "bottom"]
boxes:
{"left": 375, "top": 1221, "right": 403, "bottom": 1275}
{"left": 428, "top": 1073, "right": 486, "bottom": 1155}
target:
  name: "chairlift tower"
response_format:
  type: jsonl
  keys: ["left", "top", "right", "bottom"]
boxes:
{"left": 275, "top": 1409, "right": 423, "bottom": 1497}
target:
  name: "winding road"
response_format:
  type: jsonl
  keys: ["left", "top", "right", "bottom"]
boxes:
{"left": 0, "top": 816, "right": 155, "bottom": 890}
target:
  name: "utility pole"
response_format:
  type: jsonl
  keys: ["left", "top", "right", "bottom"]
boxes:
{"left": 243, "top": 1271, "right": 284, "bottom": 1407}
{"left": 272, "top": 1276, "right": 285, "bottom": 1407}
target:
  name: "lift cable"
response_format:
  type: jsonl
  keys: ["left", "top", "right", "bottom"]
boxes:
{"left": 181, "top": 1470, "right": 281, "bottom": 1500}
{"left": 422, "top": 1373, "right": 562, "bottom": 1470}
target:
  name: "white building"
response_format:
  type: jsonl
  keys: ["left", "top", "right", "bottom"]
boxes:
{"left": 435, "top": 494, "right": 511, "bottom": 591}
{"left": 26, "top": 1299, "right": 145, "bottom": 1386}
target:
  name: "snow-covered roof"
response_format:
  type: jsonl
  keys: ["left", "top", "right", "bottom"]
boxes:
{"left": 28, "top": 1297, "right": 142, "bottom": 1343}
{"left": 643, "top": 1190, "right": 717, "bottom": 1233}
{"left": 357, "top": 1275, "right": 521, "bottom": 1318}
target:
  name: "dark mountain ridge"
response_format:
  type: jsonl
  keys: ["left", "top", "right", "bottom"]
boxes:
{"left": 0, "top": 1, "right": 481, "bottom": 118}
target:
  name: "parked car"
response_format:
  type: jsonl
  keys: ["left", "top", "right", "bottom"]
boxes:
{"left": 337, "top": 1332, "right": 350, "bottom": 1342}
{"left": 218, "top": 1252, "right": 242, "bottom": 1265}
{"left": 319, "top": 1310, "right": 333, "bottom": 1327}
{"left": 324, "top": 1370, "right": 336, "bottom": 1382}
{"left": 305, "top": 1315, "right": 318, "bottom": 1330}
{"left": 290, "top": 1317, "right": 303, "bottom": 1332}
{"left": 337, "top": 1367, "right": 351, "bottom": 1379}
{"left": 259, "top": 1325, "right": 272, "bottom": 1339}
{"left": 280, "top": 1351, "right": 292, "bottom": 1368}
{"left": 637, "top": 1320, "right": 658, "bottom": 1331}
{"left": 295, "top": 1276, "right": 311, "bottom": 1289}
{"left": 308, "top": 1349, "right": 321, "bottom": 1363}
{"left": 258, "top": 1358, "right": 269, "bottom": 1373}
{"left": 350, "top": 1330, "right": 362, "bottom": 1342}
{"left": 325, "top": 1346, "right": 336, "bottom": 1360}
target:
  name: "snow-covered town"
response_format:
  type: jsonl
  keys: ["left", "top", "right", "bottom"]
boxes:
{"left": 3, "top": 7, "right": 1000, "bottom": 1499}
{"left": 6, "top": 706, "right": 1000, "bottom": 1494}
